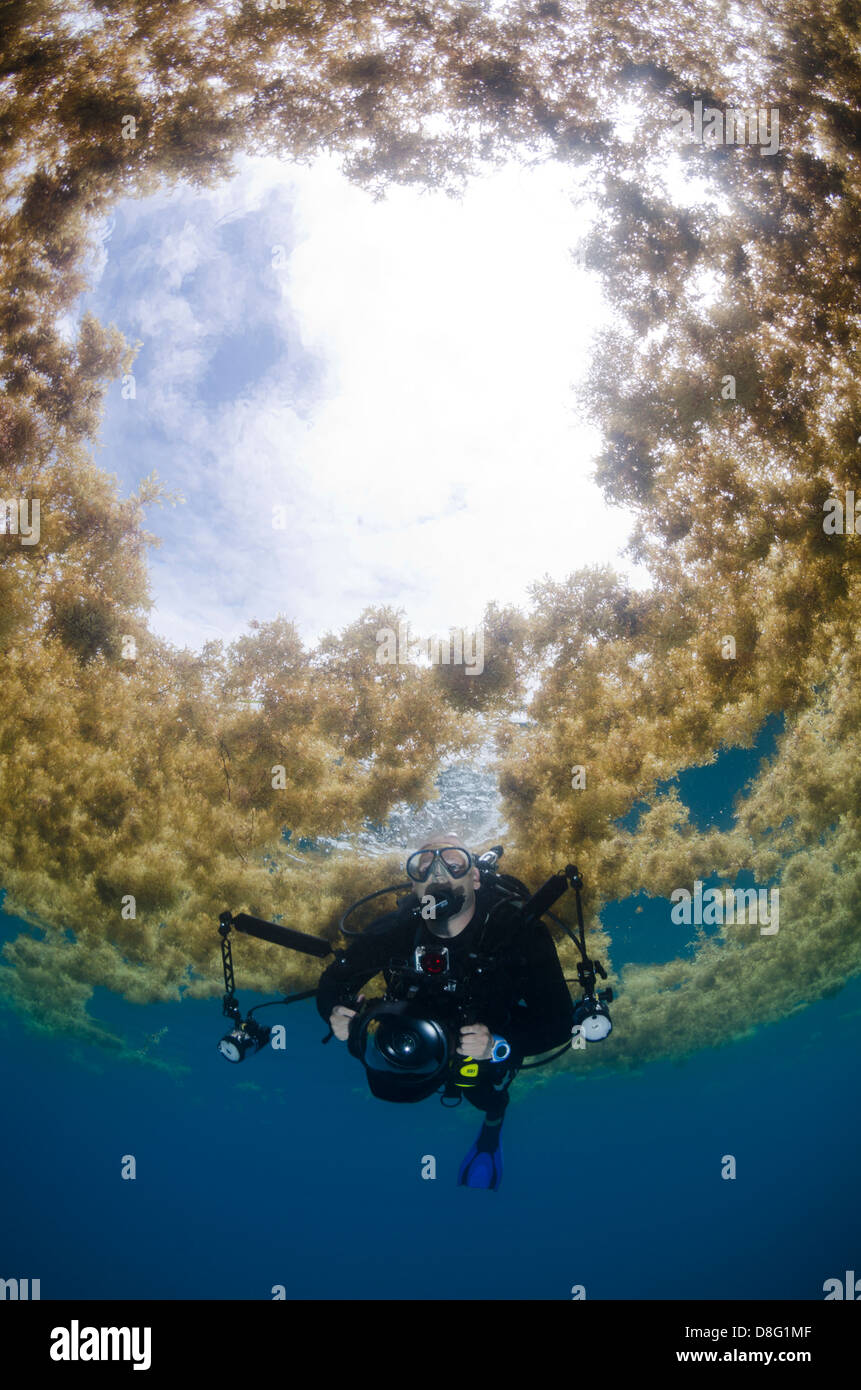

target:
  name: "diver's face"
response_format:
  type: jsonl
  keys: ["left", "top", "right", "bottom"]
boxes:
{"left": 409, "top": 836, "right": 480, "bottom": 908}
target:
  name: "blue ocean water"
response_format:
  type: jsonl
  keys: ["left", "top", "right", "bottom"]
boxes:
{"left": 2, "top": 734, "right": 859, "bottom": 1301}
{"left": 2, "top": 953, "right": 858, "bottom": 1301}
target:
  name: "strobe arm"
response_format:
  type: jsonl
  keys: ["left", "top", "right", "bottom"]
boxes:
{"left": 228, "top": 911, "right": 334, "bottom": 958}
{"left": 216, "top": 909, "right": 336, "bottom": 1064}
{"left": 219, "top": 912, "right": 241, "bottom": 1024}
{"left": 520, "top": 872, "right": 571, "bottom": 925}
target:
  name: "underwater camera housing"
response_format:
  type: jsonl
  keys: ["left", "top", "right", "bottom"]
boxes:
{"left": 347, "top": 998, "right": 467, "bottom": 1103}
{"left": 345, "top": 925, "right": 472, "bottom": 1101}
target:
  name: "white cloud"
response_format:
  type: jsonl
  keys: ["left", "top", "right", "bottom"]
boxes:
{"left": 101, "top": 152, "right": 648, "bottom": 651}
{"left": 267, "top": 155, "right": 645, "bottom": 638}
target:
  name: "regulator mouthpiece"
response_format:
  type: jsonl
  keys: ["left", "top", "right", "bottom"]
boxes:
{"left": 413, "top": 887, "right": 466, "bottom": 922}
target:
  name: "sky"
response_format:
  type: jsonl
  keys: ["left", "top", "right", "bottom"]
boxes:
{"left": 72, "top": 150, "right": 648, "bottom": 654}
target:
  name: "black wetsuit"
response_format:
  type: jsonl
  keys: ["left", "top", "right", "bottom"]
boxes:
{"left": 316, "top": 884, "right": 575, "bottom": 1120}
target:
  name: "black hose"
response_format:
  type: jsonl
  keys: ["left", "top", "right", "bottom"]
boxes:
{"left": 247, "top": 988, "right": 319, "bottom": 1018}
{"left": 339, "top": 882, "right": 412, "bottom": 936}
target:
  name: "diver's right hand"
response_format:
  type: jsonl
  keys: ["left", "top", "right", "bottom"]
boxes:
{"left": 330, "top": 994, "right": 364, "bottom": 1041}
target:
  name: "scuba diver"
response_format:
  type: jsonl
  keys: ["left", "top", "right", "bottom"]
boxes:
{"left": 215, "top": 837, "right": 612, "bottom": 1191}
{"left": 315, "top": 833, "right": 576, "bottom": 1191}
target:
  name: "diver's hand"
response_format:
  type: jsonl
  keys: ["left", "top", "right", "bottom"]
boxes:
{"left": 457, "top": 1023, "right": 494, "bottom": 1061}
{"left": 330, "top": 994, "right": 364, "bottom": 1041}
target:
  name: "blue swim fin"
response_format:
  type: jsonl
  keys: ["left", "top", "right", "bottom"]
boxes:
{"left": 457, "top": 1121, "right": 503, "bottom": 1190}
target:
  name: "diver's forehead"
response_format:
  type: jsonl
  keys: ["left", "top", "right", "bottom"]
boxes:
{"left": 416, "top": 834, "right": 468, "bottom": 851}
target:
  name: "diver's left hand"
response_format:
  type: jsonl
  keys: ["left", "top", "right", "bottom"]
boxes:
{"left": 457, "top": 1023, "right": 494, "bottom": 1061}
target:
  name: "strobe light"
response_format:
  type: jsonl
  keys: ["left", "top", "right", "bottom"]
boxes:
{"left": 217, "top": 1018, "right": 271, "bottom": 1062}
{"left": 572, "top": 998, "right": 613, "bottom": 1042}
{"left": 571, "top": 956, "right": 613, "bottom": 1042}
